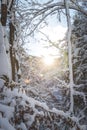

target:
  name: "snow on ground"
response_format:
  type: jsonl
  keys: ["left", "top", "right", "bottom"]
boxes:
{"left": 0, "top": 79, "right": 87, "bottom": 130}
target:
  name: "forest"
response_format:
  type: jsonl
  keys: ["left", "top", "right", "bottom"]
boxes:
{"left": 0, "top": 0, "right": 87, "bottom": 130}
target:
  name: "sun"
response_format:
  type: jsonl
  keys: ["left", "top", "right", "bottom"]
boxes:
{"left": 43, "top": 56, "right": 54, "bottom": 66}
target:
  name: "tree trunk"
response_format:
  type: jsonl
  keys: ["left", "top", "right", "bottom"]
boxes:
{"left": 9, "top": 0, "right": 16, "bottom": 81}
{"left": 9, "top": 21, "right": 15, "bottom": 81}
{"left": 1, "top": 3, "right": 7, "bottom": 26}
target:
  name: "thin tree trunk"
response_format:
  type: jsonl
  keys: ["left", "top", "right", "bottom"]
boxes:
{"left": 9, "top": 0, "right": 16, "bottom": 81}
{"left": 9, "top": 21, "right": 15, "bottom": 81}
{"left": 64, "top": 0, "right": 74, "bottom": 114}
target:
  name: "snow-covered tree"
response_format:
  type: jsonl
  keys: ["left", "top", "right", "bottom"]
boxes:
{"left": 0, "top": 0, "right": 11, "bottom": 80}
{"left": 72, "top": 2, "right": 87, "bottom": 85}
{"left": 71, "top": 1, "right": 87, "bottom": 125}
{"left": 0, "top": 0, "right": 21, "bottom": 81}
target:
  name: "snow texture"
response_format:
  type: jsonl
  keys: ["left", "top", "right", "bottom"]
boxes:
{"left": 0, "top": 79, "right": 86, "bottom": 130}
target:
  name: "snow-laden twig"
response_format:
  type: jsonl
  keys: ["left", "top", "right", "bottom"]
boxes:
{"left": 73, "top": 90, "right": 87, "bottom": 105}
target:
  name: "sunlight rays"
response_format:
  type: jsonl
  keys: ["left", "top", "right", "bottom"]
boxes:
{"left": 43, "top": 56, "right": 55, "bottom": 66}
